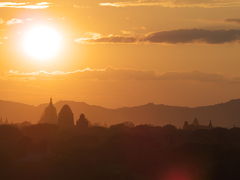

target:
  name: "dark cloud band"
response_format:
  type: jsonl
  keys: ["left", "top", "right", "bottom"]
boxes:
{"left": 76, "top": 29, "right": 240, "bottom": 44}
{"left": 225, "top": 18, "right": 240, "bottom": 24}
{"left": 144, "top": 29, "right": 240, "bottom": 44}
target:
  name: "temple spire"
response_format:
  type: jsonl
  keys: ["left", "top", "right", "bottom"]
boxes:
{"left": 209, "top": 120, "right": 213, "bottom": 129}
{"left": 50, "top": 97, "right": 53, "bottom": 105}
{"left": 39, "top": 98, "right": 58, "bottom": 124}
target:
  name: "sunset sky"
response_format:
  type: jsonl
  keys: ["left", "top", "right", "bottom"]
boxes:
{"left": 1, "top": 0, "right": 240, "bottom": 107}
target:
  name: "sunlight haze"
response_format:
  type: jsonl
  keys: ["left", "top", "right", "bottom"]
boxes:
{"left": 1, "top": 0, "right": 240, "bottom": 107}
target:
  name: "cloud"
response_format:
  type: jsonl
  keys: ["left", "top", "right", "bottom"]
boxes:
{"left": 76, "top": 29, "right": 240, "bottom": 44}
{"left": 144, "top": 29, "right": 240, "bottom": 44}
{"left": 99, "top": 0, "right": 240, "bottom": 8}
{"left": 158, "top": 71, "right": 226, "bottom": 82}
{"left": 75, "top": 33, "right": 137, "bottom": 44}
{"left": 7, "top": 68, "right": 155, "bottom": 80}
{"left": 88, "top": 36, "right": 137, "bottom": 43}
{"left": 6, "top": 18, "right": 33, "bottom": 25}
{"left": 6, "top": 18, "right": 23, "bottom": 25}
{"left": 225, "top": 18, "right": 240, "bottom": 24}
{"left": 6, "top": 68, "right": 237, "bottom": 83}
{"left": 0, "top": 2, "right": 51, "bottom": 9}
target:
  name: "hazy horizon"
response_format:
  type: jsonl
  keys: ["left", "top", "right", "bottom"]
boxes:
{"left": 1, "top": 96, "right": 240, "bottom": 109}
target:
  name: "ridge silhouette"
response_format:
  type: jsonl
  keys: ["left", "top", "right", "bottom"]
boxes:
{"left": 0, "top": 99, "right": 240, "bottom": 127}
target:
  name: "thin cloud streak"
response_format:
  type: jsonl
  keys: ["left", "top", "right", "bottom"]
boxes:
{"left": 6, "top": 18, "right": 23, "bottom": 25}
{"left": 6, "top": 68, "right": 239, "bottom": 84}
{"left": 0, "top": 2, "right": 51, "bottom": 9}
{"left": 6, "top": 18, "right": 33, "bottom": 25}
{"left": 75, "top": 32, "right": 137, "bottom": 44}
{"left": 99, "top": 0, "right": 240, "bottom": 8}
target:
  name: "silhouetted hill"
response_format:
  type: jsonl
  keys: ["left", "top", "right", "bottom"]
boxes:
{"left": 0, "top": 100, "right": 39, "bottom": 123}
{"left": 0, "top": 99, "right": 240, "bottom": 127}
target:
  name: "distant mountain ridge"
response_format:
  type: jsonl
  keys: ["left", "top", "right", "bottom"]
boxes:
{"left": 0, "top": 99, "right": 240, "bottom": 128}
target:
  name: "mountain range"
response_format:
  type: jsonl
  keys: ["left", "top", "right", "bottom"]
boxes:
{"left": 0, "top": 99, "right": 240, "bottom": 128}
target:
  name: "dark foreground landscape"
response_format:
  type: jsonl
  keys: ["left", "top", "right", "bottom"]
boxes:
{"left": 0, "top": 123, "right": 240, "bottom": 180}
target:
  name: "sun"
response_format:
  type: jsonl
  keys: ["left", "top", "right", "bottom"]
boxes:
{"left": 22, "top": 25, "right": 62, "bottom": 61}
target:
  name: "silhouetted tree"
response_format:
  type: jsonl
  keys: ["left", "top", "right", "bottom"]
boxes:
{"left": 162, "top": 124, "right": 177, "bottom": 131}
{"left": 58, "top": 104, "right": 74, "bottom": 128}
{"left": 110, "top": 121, "right": 135, "bottom": 130}
{"left": 76, "top": 113, "right": 90, "bottom": 128}
{"left": 183, "top": 121, "right": 189, "bottom": 130}
{"left": 193, "top": 117, "right": 199, "bottom": 126}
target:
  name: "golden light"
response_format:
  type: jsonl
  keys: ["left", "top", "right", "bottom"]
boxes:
{"left": 22, "top": 25, "right": 62, "bottom": 61}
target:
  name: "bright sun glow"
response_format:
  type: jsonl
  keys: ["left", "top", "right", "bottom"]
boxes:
{"left": 22, "top": 25, "right": 62, "bottom": 61}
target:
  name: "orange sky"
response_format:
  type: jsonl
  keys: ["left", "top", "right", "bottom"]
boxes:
{"left": 1, "top": 0, "right": 240, "bottom": 107}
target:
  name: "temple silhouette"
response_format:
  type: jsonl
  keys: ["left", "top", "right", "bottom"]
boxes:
{"left": 39, "top": 98, "right": 88, "bottom": 128}
{"left": 183, "top": 118, "right": 213, "bottom": 130}
{"left": 76, "top": 113, "right": 90, "bottom": 128}
{"left": 58, "top": 104, "right": 74, "bottom": 128}
{"left": 39, "top": 98, "right": 216, "bottom": 131}
{"left": 39, "top": 98, "right": 58, "bottom": 124}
